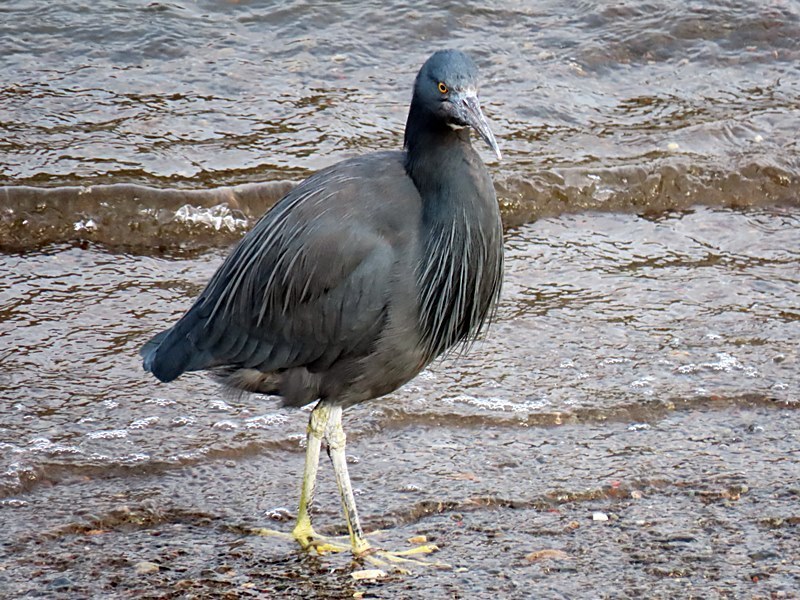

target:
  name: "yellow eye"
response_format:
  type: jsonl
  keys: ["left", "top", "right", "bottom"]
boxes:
{"left": 437, "top": 82, "right": 448, "bottom": 94}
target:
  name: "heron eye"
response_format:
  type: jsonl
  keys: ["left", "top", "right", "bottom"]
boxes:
{"left": 437, "top": 82, "right": 448, "bottom": 94}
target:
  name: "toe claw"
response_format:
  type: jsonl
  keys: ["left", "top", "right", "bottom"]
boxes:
{"left": 308, "top": 540, "right": 349, "bottom": 555}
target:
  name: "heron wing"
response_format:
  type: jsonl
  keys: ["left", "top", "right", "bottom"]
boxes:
{"left": 143, "top": 154, "right": 416, "bottom": 382}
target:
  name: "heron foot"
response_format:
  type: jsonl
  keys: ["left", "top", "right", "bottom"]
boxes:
{"left": 252, "top": 525, "right": 352, "bottom": 555}
{"left": 252, "top": 526, "right": 448, "bottom": 568}
{"left": 361, "top": 539, "right": 450, "bottom": 571}
{"left": 304, "top": 536, "right": 352, "bottom": 555}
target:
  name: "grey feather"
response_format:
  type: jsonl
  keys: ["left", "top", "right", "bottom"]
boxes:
{"left": 141, "top": 50, "right": 503, "bottom": 411}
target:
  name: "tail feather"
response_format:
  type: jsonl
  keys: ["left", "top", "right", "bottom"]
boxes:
{"left": 141, "top": 308, "right": 273, "bottom": 383}
{"left": 140, "top": 329, "right": 170, "bottom": 365}
{"left": 141, "top": 311, "right": 208, "bottom": 383}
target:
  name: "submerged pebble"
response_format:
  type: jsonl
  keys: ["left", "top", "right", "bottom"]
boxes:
{"left": 134, "top": 561, "right": 160, "bottom": 575}
{"left": 525, "top": 549, "right": 570, "bottom": 562}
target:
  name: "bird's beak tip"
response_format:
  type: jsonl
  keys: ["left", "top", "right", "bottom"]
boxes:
{"left": 460, "top": 93, "right": 502, "bottom": 162}
{"left": 493, "top": 146, "right": 503, "bottom": 162}
{"left": 481, "top": 120, "right": 502, "bottom": 162}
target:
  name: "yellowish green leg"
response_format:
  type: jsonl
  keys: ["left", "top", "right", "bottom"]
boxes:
{"left": 324, "top": 405, "right": 372, "bottom": 555}
{"left": 259, "top": 402, "right": 445, "bottom": 569}
{"left": 324, "top": 406, "right": 445, "bottom": 570}
{"left": 255, "top": 404, "right": 349, "bottom": 553}
{"left": 290, "top": 404, "right": 325, "bottom": 547}
{"left": 290, "top": 404, "right": 349, "bottom": 554}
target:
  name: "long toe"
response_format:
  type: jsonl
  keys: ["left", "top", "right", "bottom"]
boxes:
{"left": 251, "top": 526, "right": 295, "bottom": 543}
{"left": 253, "top": 525, "right": 352, "bottom": 555}
{"left": 362, "top": 542, "right": 450, "bottom": 571}
{"left": 306, "top": 537, "right": 352, "bottom": 555}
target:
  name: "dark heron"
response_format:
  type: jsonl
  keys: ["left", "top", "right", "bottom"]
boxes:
{"left": 141, "top": 49, "right": 503, "bottom": 563}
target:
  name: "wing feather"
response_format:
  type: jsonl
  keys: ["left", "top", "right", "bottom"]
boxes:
{"left": 142, "top": 154, "right": 414, "bottom": 382}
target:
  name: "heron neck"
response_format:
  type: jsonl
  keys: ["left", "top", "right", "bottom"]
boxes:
{"left": 404, "top": 106, "right": 502, "bottom": 361}
{"left": 403, "top": 104, "right": 475, "bottom": 207}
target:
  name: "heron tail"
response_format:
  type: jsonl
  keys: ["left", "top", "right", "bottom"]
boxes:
{"left": 140, "top": 310, "right": 209, "bottom": 383}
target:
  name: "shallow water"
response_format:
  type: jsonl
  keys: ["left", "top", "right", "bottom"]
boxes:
{"left": 1, "top": 0, "right": 800, "bottom": 598}
{"left": 2, "top": 206, "right": 798, "bottom": 597}
{"left": 2, "top": 207, "right": 796, "bottom": 491}
{"left": 2, "top": 0, "right": 800, "bottom": 250}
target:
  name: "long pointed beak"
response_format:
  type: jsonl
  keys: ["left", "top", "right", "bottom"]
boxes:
{"left": 456, "top": 92, "right": 502, "bottom": 161}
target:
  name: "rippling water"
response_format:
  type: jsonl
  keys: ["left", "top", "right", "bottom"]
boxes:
{"left": 1, "top": 1, "right": 799, "bottom": 597}
{"left": 2, "top": 0, "right": 799, "bottom": 250}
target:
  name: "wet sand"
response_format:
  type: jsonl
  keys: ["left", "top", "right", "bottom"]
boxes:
{"left": 4, "top": 400, "right": 799, "bottom": 598}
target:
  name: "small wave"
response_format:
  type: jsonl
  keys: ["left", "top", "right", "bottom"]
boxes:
{"left": 2, "top": 161, "right": 797, "bottom": 252}
{"left": 497, "top": 160, "right": 800, "bottom": 229}
{"left": 0, "top": 180, "right": 294, "bottom": 253}
{"left": 675, "top": 352, "right": 760, "bottom": 377}
{"left": 172, "top": 204, "right": 248, "bottom": 232}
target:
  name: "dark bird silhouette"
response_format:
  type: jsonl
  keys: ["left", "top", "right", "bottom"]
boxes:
{"left": 141, "top": 49, "right": 503, "bottom": 562}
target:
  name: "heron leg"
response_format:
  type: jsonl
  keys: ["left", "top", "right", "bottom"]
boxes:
{"left": 288, "top": 403, "right": 351, "bottom": 554}
{"left": 323, "top": 406, "right": 448, "bottom": 569}
{"left": 258, "top": 403, "right": 444, "bottom": 568}
{"left": 290, "top": 403, "right": 326, "bottom": 547}
{"left": 254, "top": 404, "right": 348, "bottom": 553}
{"left": 324, "top": 405, "right": 372, "bottom": 556}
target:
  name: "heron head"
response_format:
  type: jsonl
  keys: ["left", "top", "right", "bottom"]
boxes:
{"left": 411, "top": 49, "right": 501, "bottom": 161}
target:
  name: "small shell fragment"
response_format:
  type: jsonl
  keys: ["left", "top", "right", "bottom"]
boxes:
{"left": 351, "top": 569, "right": 388, "bottom": 581}
{"left": 408, "top": 535, "right": 427, "bottom": 545}
{"left": 592, "top": 512, "right": 609, "bottom": 521}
